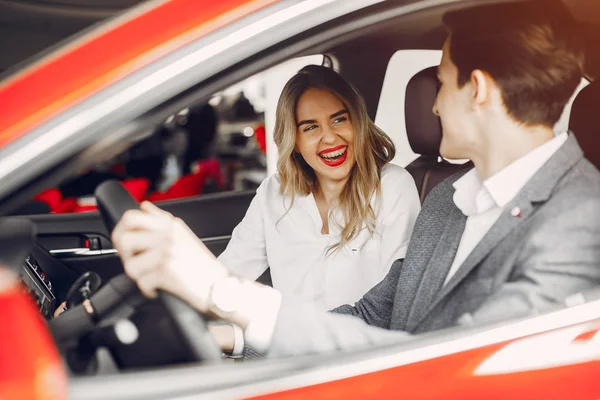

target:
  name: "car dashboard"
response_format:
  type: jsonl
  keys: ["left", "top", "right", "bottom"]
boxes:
{"left": 19, "top": 254, "right": 57, "bottom": 319}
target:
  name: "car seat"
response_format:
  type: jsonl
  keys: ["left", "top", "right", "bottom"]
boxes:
{"left": 569, "top": 79, "right": 600, "bottom": 169}
{"left": 404, "top": 66, "right": 473, "bottom": 203}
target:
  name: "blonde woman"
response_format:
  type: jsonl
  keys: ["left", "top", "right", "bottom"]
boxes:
{"left": 218, "top": 65, "right": 420, "bottom": 310}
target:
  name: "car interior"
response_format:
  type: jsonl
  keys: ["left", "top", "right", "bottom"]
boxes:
{"left": 403, "top": 65, "right": 474, "bottom": 202}
{"left": 1, "top": 0, "right": 600, "bottom": 396}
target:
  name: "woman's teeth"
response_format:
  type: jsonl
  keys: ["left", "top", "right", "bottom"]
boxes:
{"left": 320, "top": 147, "right": 347, "bottom": 160}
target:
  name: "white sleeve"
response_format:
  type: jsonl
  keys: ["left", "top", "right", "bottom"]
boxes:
{"left": 240, "top": 287, "right": 412, "bottom": 358}
{"left": 267, "top": 293, "right": 411, "bottom": 358}
{"left": 217, "top": 179, "right": 270, "bottom": 281}
{"left": 378, "top": 168, "right": 421, "bottom": 270}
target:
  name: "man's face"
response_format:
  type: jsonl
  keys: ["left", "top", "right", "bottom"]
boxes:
{"left": 433, "top": 39, "right": 477, "bottom": 160}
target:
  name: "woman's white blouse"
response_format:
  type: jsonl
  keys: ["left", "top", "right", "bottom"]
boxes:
{"left": 217, "top": 164, "right": 420, "bottom": 310}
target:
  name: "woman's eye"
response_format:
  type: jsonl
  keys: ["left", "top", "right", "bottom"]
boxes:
{"left": 333, "top": 116, "right": 348, "bottom": 124}
{"left": 303, "top": 124, "right": 318, "bottom": 132}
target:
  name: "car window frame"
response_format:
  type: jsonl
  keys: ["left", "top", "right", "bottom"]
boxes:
{"left": 0, "top": 0, "right": 388, "bottom": 215}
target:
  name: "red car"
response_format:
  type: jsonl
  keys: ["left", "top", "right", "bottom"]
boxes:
{"left": 1, "top": 0, "right": 600, "bottom": 399}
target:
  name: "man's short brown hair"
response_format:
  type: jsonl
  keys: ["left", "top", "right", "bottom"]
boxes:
{"left": 443, "top": 0, "right": 585, "bottom": 128}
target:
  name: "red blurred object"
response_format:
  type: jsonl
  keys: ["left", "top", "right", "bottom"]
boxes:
{"left": 35, "top": 178, "right": 151, "bottom": 214}
{"left": 121, "top": 178, "right": 151, "bottom": 202}
{"left": 55, "top": 198, "right": 78, "bottom": 214}
{"left": 33, "top": 189, "right": 77, "bottom": 214}
{"left": 0, "top": 273, "right": 67, "bottom": 400}
{"left": 147, "top": 158, "right": 224, "bottom": 202}
{"left": 73, "top": 178, "right": 150, "bottom": 212}
{"left": 33, "top": 189, "right": 61, "bottom": 209}
{"left": 193, "top": 158, "right": 225, "bottom": 188}
{"left": 254, "top": 124, "right": 266, "bottom": 154}
{"left": 148, "top": 169, "right": 208, "bottom": 202}
{"left": 249, "top": 318, "right": 600, "bottom": 400}
{"left": 109, "top": 162, "right": 127, "bottom": 177}
{"left": 72, "top": 205, "right": 98, "bottom": 213}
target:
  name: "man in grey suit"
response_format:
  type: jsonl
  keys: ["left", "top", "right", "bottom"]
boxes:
{"left": 113, "top": 0, "right": 600, "bottom": 358}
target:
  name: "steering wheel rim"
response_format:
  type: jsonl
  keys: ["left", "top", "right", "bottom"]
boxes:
{"left": 64, "top": 271, "right": 102, "bottom": 309}
{"left": 95, "top": 180, "right": 223, "bottom": 363}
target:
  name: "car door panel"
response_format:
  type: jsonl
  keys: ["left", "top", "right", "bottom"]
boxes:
{"left": 26, "top": 190, "right": 257, "bottom": 285}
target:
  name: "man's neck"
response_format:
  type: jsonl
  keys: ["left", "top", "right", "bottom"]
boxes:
{"left": 472, "top": 123, "right": 556, "bottom": 181}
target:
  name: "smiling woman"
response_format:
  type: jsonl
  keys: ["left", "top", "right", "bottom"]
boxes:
{"left": 217, "top": 65, "right": 421, "bottom": 313}
{"left": 295, "top": 88, "right": 355, "bottom": 189}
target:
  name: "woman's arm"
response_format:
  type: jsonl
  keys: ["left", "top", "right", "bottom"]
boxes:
{"left": 217, "top": 179, "right": 270, "bottom": 281}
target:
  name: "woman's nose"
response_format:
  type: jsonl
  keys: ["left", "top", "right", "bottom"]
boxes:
{"left": 321, "top": 125, "right": 337, "bottom": 143}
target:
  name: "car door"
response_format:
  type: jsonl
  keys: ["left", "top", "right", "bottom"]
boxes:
{"left": 25, "top": 191, "right": 255, "bottom": 289}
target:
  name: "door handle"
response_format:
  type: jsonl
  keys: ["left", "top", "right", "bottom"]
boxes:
{"left": 49, "top": 248, "right": 118, "bottom": 258}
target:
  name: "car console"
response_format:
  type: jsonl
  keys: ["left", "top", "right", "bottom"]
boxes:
{"left": 19, "top": 255, "right": 57, "bottom": 319}
{"left": 0, "top": 217, "right": 57, "bottom": 318}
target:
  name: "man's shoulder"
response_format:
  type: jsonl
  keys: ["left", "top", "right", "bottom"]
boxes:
{"left": 564, "top": 157, "right": 600, "bottom": 186}
{"left": 405, "top": 167, "right": 472, "bottom": 236}
{"left": 547, "top": 158, "right": 600, "bottom": 207}
{"left": 421, "top": 166, "right": 473, "bottom": 208}
{"left": 518, "top": 159, "right": 600, "bottom": 257}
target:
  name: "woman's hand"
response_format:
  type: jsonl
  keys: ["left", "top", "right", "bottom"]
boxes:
{"left": 53, "top": 301, "right": 67, "bottom": 318}
{"left": 111, "top": 201, "right": 228, "bottom": 313}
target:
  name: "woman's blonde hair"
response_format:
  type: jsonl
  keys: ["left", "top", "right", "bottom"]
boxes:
{"left": 273, "top": 65, "right": 396, "bottom": 252}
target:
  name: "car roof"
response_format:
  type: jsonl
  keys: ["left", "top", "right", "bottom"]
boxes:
{"left": 0, "top": 0, "right": 277, "bottom": 149}
{"left": 1, "top": 0, "right": 598, "bottom": 153}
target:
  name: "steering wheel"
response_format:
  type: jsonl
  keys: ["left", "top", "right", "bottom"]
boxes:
{"left": 64, "top": 271, "right": 102, "bottom": 310}
{"left": 94, "top": 180, "right": 223, "bottom": 363}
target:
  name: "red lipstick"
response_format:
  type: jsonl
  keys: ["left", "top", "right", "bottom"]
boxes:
{"left": 319, "top": 145, "right": 348, "bottom": 167}
{"left": 321, "top": 151, "right": 347, "bottom": 167}
{"left": 318, "top": 145, "right": 346, "bottom": 155}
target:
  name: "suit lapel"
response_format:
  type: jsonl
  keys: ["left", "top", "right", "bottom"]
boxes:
{"left": 423, "top": 200, "right": 534, "bottom": 316}
{"left": 405, "top": 205, "right": 466, "bottom": 329}
{"left": 410, "top": 133, "right": 584, "bottom": 329}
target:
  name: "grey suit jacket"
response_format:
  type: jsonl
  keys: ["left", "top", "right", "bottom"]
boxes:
{"left": 265, "top": 135, "right": 600, "bottom": 358}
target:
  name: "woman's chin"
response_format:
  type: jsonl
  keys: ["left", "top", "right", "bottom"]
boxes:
{"left": 315, "top": 165, "right": 352, "bottom": 183}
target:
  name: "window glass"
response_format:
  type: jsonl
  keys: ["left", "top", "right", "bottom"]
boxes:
{"left": 24, "top": 55, "right": 324, "bottom": 215}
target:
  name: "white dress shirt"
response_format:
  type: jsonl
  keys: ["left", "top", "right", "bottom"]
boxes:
{"left": 218, "top": 163, "right": 420, "bottom": 310}
{"left": 445, "top": 132, "right": 568, "bottom": 285}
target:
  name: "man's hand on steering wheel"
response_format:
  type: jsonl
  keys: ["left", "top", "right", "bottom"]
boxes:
{"left": 110, "top": 196, "right": 282, "bottom": 356}
{"left": 111, "top": 201, "right": 228, "bottom": 314}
